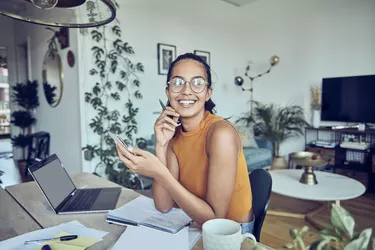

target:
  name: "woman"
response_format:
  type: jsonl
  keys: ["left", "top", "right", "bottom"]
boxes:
{"left": 116, "top": 53, "right": 254, "bottom": 233}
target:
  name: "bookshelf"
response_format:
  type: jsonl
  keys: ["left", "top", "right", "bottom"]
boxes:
{"left": 304, "top": 126, "right": 375, "bottom": 193}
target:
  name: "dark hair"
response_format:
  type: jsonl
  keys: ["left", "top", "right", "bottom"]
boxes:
{"left": 166, "top": 53, "right": 216, "bottom": 114}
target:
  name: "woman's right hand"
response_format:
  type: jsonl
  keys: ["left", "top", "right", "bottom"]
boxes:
{"left": 154, "top": 107, "right": 180, "bottom": 147}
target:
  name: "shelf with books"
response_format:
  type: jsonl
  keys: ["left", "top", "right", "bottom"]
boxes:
{"left": 305, "top": 127, "right": 375, "bottom": 193}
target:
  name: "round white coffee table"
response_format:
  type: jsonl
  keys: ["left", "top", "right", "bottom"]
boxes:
{"left": 267, "top": 169, "right": 366, "bottom": 228}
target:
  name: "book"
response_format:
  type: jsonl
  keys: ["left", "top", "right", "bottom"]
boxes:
{"left": 106, "top": 196, "right": 193, "bottom": 234}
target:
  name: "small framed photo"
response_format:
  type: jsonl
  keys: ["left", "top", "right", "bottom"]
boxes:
{"left": 157, "top": 43, "right": 176, "bottom": 75}
{"left": 194, "top": 50, "right": 211, "bottom": 65}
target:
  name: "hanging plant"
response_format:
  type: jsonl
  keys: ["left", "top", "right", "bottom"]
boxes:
{"left": 83, "top": 2, "right": 145, "bottom": 189}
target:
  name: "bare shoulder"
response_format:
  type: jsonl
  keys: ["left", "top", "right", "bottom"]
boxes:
{"left": 206, "top": 120, "right": 240, "bottom": 154}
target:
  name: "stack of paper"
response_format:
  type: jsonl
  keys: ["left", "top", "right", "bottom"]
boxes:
{"left": 109, "top": 223, "right": 202, "bottom": 250}
{"left": 107, "top": 196, "right": 192, "bottom": 234}
{"left": 112, "top": 225, "right": 189, "bottom": 250}
{"left": 0, "top": 221, "right": 108, "bottom": 250}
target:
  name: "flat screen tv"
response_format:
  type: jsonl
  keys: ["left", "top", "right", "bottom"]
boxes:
{"left": 321, "top": 74, "right": 375, "bottom": 123}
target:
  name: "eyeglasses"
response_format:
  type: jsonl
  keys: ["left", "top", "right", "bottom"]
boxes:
{"left": 167, "top": 77, "right": 208, "bottom": 94}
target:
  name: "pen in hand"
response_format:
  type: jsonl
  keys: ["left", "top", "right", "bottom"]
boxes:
{"left": 24, "top": 235, "right": 78, "bottom": 244}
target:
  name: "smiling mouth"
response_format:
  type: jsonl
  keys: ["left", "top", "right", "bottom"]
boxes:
{"left": 178, "top": 100, "right": 196, "bottom": 105}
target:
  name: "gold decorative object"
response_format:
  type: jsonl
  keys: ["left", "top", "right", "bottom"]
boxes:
{"left": 235, "top": 55, "right": 280, "bottom": 113}
{"left": 0, "top": 0, "right": 116, "bottom": 28}
{"left": 270, "top": 55, "right": 280, "bottom": 66}
{"left": 290, "top": 152, "right": 327, "bottom": 185}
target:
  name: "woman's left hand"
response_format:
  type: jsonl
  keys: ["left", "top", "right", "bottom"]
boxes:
{"left": 116, "top": 144, "right": 168, "bottom": 181}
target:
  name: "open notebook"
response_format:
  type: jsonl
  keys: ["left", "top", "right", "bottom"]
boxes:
{"left": 106, "top": 196, "right": 192, "bottom": 234}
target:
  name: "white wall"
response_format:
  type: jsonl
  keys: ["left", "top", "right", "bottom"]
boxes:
{"left": 79, "top": 0, "right": 375, "bottom": 171}
{"left": 12, "top": 21, "right": 83, "bottom": 174}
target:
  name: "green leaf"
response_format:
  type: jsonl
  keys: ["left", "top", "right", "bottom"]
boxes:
{"left": 90, "top": 97, "right": 102, "bottom": 109}
{"left": 120, "top": 70, "right": 127, "bottom": 79}
{"left": 116, "top": 81, "right": 126, "bottom": 91}
{"left": 289, "top": 229, "right": 298, "bottom": 239}
{"left": 122, "top": 115, "right": 131, "bottom": 123}
{"left": 92, "top": 46, "right": 104, "bottom": 59}
{"left": 111, "top": 60, "right": 118, "bottom": 73}
{"left": 136, "top": 63, "right": 144, "bottom": 72}
{"left": 331, "top": 204, "right": 355, "bottom": 239}
{"left": 89, "top": 116, "right": 103, "bottom": 134}
{"left": 301, "top": 226, "right": 309, "bottom": 234}
{"left": 105, "top": 81, "right": 112, "bottom": 90}
{"left": 123, "top": 42, "right": 134, "bottom": 54}
{"left": 112, "top": 25, "right": 121, "bottom": 37}
{"left": 134, "top": 90, "right": 142, "bottom": 99}
{"left": 344, "top": 228, "right": 372, "bottom": 250}
{"left": 133, "top": 79, "right": 140, "bottom": 87}
{"left": 91, "top": 30, "right": 103, "bottom": 42}
{"left": 85, "top": 92, "right": 92, "bottom": 102}
{"left": 93, "top": 83, "right": 101, "bottom": 96}
{"left": 97, "top": 106, "right": 108, "bottom": 116}
{"left": 309, "top": 239, "right": 332, "bottom": 250}
{"left": 89, "top": 68, "right": 98, "bottom": 75}
{"left": 111, "top": 93, "right": 120, "bottom": 101}
{"left": 283, "top": 243, "right": 294, "bottom": 249}
{"left": 108, "top": 51, "right": 118, "bottom": 60}
{"left": 318, "top": 229, "right": 342, "bottom": 241}
{"left": 113, "top": 39, "right": 123, "bottom": 53}
{"left": 95, "top": 59, "right": 105, "bottom": 70}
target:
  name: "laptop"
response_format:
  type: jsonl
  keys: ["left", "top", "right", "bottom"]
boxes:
{"left": 28, "top": 154, "right": 121, "bottom": 214}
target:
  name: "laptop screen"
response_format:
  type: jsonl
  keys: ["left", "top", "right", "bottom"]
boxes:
{"left": 30, "top": 155, "right": 76, "bottom": 210}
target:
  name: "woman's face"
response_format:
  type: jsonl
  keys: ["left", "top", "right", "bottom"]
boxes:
{"left": 166, "top": 59, "right": 212, "bottom": 118}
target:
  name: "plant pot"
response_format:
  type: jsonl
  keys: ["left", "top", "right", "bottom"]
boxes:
{"left": 312, "top": 110, "right": 321, "bottom": 128}
{"left": 17, "top": 160, "right": 33, "bottom": 183}
{"left": 271, "top": 156, "right": 287, "bottom": 170}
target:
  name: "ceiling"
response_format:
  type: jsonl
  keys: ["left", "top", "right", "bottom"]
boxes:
{"left": 220, "top": 0, "right": 257, "bottom": 6}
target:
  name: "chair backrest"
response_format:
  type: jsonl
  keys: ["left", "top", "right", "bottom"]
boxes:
{"left": 249, "top": 168, "right": 272, "bottom": 242}
{"left": 27, "top": 131, "right": 50, "bottom": 161}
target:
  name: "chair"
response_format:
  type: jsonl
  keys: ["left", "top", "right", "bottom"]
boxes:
{"left": 24, "top": 131, "right": 50, "bottom": 176}
{"left": 249, "top": 168, "right": 272, "bottom": 242}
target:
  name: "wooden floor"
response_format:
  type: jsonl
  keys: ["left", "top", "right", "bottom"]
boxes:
{"left": 261, "top": 193, "right": 375, "bottom": 249}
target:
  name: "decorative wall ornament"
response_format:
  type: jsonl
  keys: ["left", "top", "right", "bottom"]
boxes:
{"left": 234, "top": 55, "right": 280, "bottom": 113}
{"left": 194, "top": 50, "right": 211, "bottom": 66}
{"left": 157, "top": 43, "right": 176, "bottom": 75}
{"left": 67, "top": 50, "right": 75, "bottom": 68}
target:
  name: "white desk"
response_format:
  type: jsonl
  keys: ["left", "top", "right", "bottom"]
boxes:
{"left": 267, "top": 169, "right": 366, "bottom": 228}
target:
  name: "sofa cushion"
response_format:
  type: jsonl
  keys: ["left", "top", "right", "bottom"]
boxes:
{"left": 243, "top": 147, "right": 272, "bottom": 170}
{"left": 236, "top": 126, "right": 258, "bottom": 148}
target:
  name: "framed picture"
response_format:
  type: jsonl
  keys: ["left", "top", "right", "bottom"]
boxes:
{"left": 194, "top": 50, "right": 211, "bottom": 65}
{"left": 157, "top": 43, "right": 176, "bottom": 75}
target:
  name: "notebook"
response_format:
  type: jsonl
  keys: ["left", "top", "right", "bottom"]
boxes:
{"left": 106, "top": 196, "right": 193, "bottom": 234}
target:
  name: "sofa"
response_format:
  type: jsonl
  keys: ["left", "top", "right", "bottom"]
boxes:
{"left": 145, "top": 134, "right": 272, "bottom": 173}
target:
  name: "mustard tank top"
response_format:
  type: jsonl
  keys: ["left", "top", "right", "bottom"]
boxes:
{"left": 172, "top": 111, "right": 252, "bottom": 221}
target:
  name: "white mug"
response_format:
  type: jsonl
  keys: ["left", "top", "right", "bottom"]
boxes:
{"left": 202, "top": 218, "right": 256, "bottom": 250}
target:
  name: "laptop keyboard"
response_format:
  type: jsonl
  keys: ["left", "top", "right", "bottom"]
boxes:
{"left": 60, "top": 189, "right": 101, "bottom": 212}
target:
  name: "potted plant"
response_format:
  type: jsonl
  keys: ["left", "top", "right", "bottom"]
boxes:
{"left": 236, "top": 101, "right": 308, "bottom": 169}
{"left": 246, "top": 204, "right": 374, "bottom": 250}
{"left": 10, "top": 80, "right": 39, "bottom": 181}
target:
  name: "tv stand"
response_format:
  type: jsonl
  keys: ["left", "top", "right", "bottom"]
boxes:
{"left": 304, "top": 126, "right": 375, "bottom": 193}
